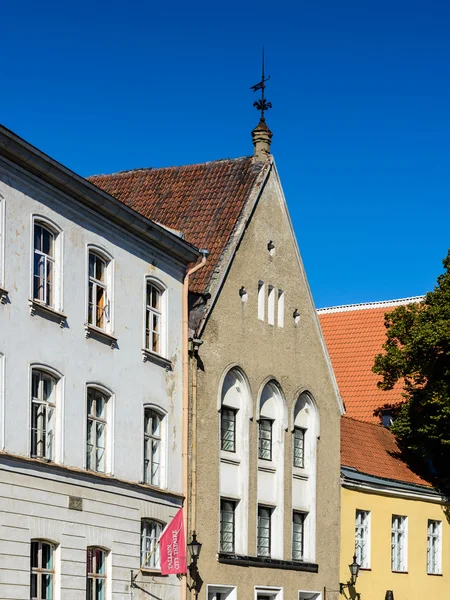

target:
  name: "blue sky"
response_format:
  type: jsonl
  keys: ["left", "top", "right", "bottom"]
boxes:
{"left": 2, "top": 0, "right": 450, "bottom": 307}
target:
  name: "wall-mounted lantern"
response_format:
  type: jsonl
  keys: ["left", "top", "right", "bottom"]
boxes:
{"left": 339, "top": 553, "right": 360, "bottom": 597}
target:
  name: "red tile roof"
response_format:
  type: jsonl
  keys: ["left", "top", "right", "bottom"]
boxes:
{"left": 341, "top": 416, "right": 431, "bottom": 487}
{"left": 318, "top": 298, "right": 422, "bottom": 423}
{"left": 88, "top": 158, "right": 266, "bottom": 294}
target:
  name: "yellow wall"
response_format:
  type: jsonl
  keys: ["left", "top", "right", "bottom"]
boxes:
{"left": 341, "top": 486, "right": 449, "bottom": 600}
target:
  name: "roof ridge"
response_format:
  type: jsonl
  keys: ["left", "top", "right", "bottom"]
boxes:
{"left": 317, "top": 295, "right": 424, "bottom": 314}
{"left": 88, "top": 155, "right": 253, "bottom": 179}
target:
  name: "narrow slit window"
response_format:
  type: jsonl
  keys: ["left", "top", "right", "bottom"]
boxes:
{"left": 293, "top": 427, "right": 305, "bottom": 468}
{"left": 391, "top": 515, "right": 407, "bottom": 572}
{"left": 267, "top": 285, "right": 275, "bottom": 325}
{"left": 355, "top": 510, "right": 370, "bottom": 568}
{"left": 277, "top": 289, "right": 284, "bottom": 327}
{"left": 427, "top": 519, "right": 441, "bottom": 574}
{"left": 145, "top": 282, "right": 163, "bottom": 354}
{"left": 258, "top": 281, "right": 265, "bottom": 321}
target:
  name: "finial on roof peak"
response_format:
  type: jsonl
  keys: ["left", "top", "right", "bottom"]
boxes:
{"left": 250, "top": 48, "right": 273, "bottom": 162}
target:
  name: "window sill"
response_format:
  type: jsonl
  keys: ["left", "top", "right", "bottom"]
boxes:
{"left": 29, "top": 299, "right": 67, "bottom": 327}
{"left": 0, "top": 286, "right": 8, "bottom": 304}
{"left": 293, "top": 467, "right": 309, "bottom": 481}
{"left": 258, "top": 460, "right": 276, "bottom": 473}
{"left": 217, "top": 552, "right": 318, "bottom": 572}
{"left": 85, "top": 324, "right": 117, "bottom": 349}
{"left": 427, "top": 572, "right": 443, "bottom": 576}
{"left": 220, "top": 451, "right": 241, "bottom": 465}
{"left": 142, "top": 349, "right": 172, "bottom": 371}
{"left": 392, "top": 570, "right": 408, "bottom": 574}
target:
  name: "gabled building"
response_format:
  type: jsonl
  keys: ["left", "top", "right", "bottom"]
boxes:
{"left": 318, "top": 299, "right": 450, "bottom": 600}
{"left": 0, "top": 125, "right": 199, "bottom": 599}
{"left": 90, "top": 119, "right": 344, "bottom": 600}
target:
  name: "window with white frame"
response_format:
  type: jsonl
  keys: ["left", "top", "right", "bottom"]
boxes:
{"left": 33, "top": 222, "right": 57, "bottom": 307}
{"left": 257, "top": 506, "right": 272, "bottom": 557}
{"left": 220, "top": 499, "right": 236, "bottom": 553}
{"left": 221, "top": 407, "right": 237, "bottom": 452}
{"left": 145, "top": 280, "right": 165, "bottom": 355}
{"left": 258, "top": 418, "right": 273, "bottom": 461}
{"left": 31, "top": 370, "right": 57, "bottom": 460}
{"left": 141, "top": 519, "right": 164, "bottom": 569}
{"left": 391, "top": 515, "right": 407, "bottom": 572}
{"left": 31, "top": 540, "right": 55, "bottom": 600}
{"left": 258, "top": 281, "right": 265, "bottom": 321}
{"left": 427, "top": 519, "right": 442, "bottom": 574}
{"left": 292, "top": 511, "right": 306, "bottom": 560}
{"left": 293, "top": 427, "right": 305, "bottom": 468}
{"left": 143, "top": 408, "right": 163, "bottom": 486}
{"left": 88, "top": 251, "right": 111, "bottom": 330}
{"left": 207, "top": 585, "right": 237, "bottom": 600}
{"left": 87, "top": 547, "right": 107, "bottom": 600}
{"left": 86, "top": 388, "right": 109, "bottom": 473}
{"left": 355, "top": 510, "right": 370, "bottom": 568}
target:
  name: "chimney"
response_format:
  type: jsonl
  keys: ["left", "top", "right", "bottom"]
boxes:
{"left": 252, "top": 119, "right": 273, "bottom": 162}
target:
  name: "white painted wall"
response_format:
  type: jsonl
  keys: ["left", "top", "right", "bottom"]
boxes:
{"left": 0, "top": 159, "right": 187, "bottom": 599}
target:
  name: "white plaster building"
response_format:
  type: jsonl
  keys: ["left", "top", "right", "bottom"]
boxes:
{"left": 0, "top": 125, "right": 199, "bottom": 600}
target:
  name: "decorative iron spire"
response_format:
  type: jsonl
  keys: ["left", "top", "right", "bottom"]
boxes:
{"left": 250, "top": 47, "right": 272, "bottom": 122}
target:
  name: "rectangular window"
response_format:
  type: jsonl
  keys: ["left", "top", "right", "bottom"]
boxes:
{"left": 31, "top": 540, "right": 55, "bottom": 600}
{"left": 86, "top": 388, "right": 108, "bottom": 473}
{"left": 31, "top": 370, "right": 56, "bottom": 460}
{"left": 427, "top": 519, "right": 442, "bottom": 574}
{"left": 258, "top": 419, "right": 273, "bottom": 461}
{"left": 143, "top": 408, "right": 162, "bottom": 486}
{"left": 355, "top": 510, "right": 370, "bottom": 568}
{"left": 293, "top": 427, "right": 305, "bottom": 468}
{"left": 33, "top": 223, "right": 55, "bottom": 307}
{"left": 87, "top": 547, "right": 106, "bottom": 600}
{"left": 292, "top": 511, "right": 305, "bottom": 560}
{"left": 221, "top": 407, "right": 237, "bottom": 452}
{"left": 145, "top": 282, "right": 162, "bottom": 354}
{"left": 267, "top": 285, "right": 275, "bottom": 325}
{"left": 258, "top": 281, "right": 265, "bottom": 321}
{"left": 257, "top": 506, "right": 271, "bottom": 557}
{"left": 88, "top": 252, "right": 109, "bottom": 330}
{"left": 277, "top": 289, "right": 284, "bottom": 328}
{"left": 391, "top": 515, "right": 407, "bottom": 572}
{"left": 220, "top": 499, "right": 236, "bottom": 553}
{"left": 141, "top": 520, "right": 164, "bottom": 569}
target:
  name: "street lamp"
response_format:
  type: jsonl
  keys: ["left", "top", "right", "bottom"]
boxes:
{"left": 187, "top": 531, "right": 202, "bottom": 595}
{"left": 340, "top": 553, "right": 360, "bottom": 596}
{"left": 187, "top": 531, "right": 202, "bottom": 566}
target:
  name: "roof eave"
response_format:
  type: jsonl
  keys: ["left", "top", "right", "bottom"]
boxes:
{"left": 0, "top": 125, "right": 200, "bottom": 265}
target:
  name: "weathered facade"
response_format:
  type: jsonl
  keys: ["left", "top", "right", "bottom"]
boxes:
{"left": 0, "top": 125, "right": 199, "bottom": 599}
{"left": 92, "top": 121, "right": 344, "bottom": 600}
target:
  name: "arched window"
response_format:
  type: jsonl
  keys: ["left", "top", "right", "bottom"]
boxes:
{"left": 144, "top": 278, "right": 167, "bottom": 356}
{"left": 30, "top": 539, "right": 55, "bottom": 599}
{"left": 143, "top": 407, "right": 166, "bottom": 487}
{"left": 141, "top": 519, "right": 165, "bottom": 570}
{"left": 86, "top": 547, "right": 107, "bottom": 599}
{"left": 32, "top": 217, "right": 62, "bottom": 310}
{"left": 87, "top": 247, "right": 113, "bottom": 332}
{"left": 258, "top": 380, "right": 286, "bottom": 462}
{"left": 86, "top": 386, "right": 111, "bottom": 473}
{"left": 30, "top": 368, "right": 60, "bottom": 461}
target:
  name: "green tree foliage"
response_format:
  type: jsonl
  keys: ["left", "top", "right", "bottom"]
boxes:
{"left": 373, "top": 250, "right": 450, "bottom": 492}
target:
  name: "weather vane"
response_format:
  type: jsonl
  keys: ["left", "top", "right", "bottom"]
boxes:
{"left": 250, "top": 48, "right": 272, "bottom": 122}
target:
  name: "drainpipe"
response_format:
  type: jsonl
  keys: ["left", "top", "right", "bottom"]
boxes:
{"left": 182, "top": 250, "right": 208, "bottom": 600}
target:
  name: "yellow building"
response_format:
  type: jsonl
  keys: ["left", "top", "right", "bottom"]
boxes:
{"left": 318, "top": 299, "right": 450, "bottom": 600}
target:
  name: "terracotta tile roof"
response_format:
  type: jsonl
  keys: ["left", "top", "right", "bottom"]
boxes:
{"left": 341, "top": 416, "right": 431, "bottom": 487}
{"left": 88, "top": 158, "right": 266, "bottom": 294}
{"left": 318, "top": 298, "right": 423, "bottom": 423}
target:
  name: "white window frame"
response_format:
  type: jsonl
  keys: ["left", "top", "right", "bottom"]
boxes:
{"left": 86, "top": 546, "right": 107, "bottom": 600}
{"left": 30, "top": 539, "right": 56, "bottom": 600}
{"left": 86, "top": 385, "right": 114, "bottom": 474}
{"left": 298, "top": 593, "right": 321, "bottom": 600}
{"left": 0, "top": 194, "right": 5, "bottom": 289}
{"left": 277, "top": 289, "right": 284, "bottom": 328}
{"left": 267, "top": 285, "right": 275, "bottom": 325}
{"left": 86, "top": 246, "right": 114, "bottom": 333}
{"left": 391, "top": 515, "right": 407, "bottom": 572}
{"left": 427, "top": 519, "right": 442, "bottom": 575}
{"left": 31, "top": 215, "right": 63, "bottom": 312}
{"left": 140, "top": 519, "right": 164, "bottom": 570}
{"left": 207, "top": 585, "right": 237, "bottom": 600}
{"left": 143, "top": 277, "right": 167, "bottom": 357}
{"left": 143, "top": 406, "right": 167, "bottom": 488}
{"left": 258, "top": 281, "right": 265, "bottom": 321}
{"left": 355, "top": 509, "right": 371, "bottom": 569}
{"left": 220, "top": 498, "right": 236, "bottom": 553}
{"left": 254, "top": 586, "right": 283, "bottom": 600}
{"left": 292, "top": 511, "right": 306, "bottom": 561}
{"left": 257, "top": 505, "right": 272, "bottom": 557}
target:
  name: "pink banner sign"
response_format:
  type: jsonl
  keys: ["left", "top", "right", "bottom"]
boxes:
{"left": 160, "top": 507, "right": 187, "bottom": 575}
